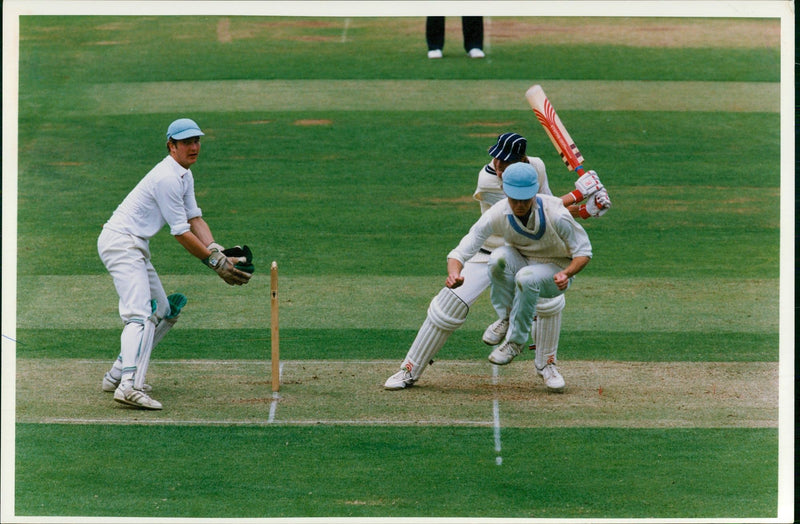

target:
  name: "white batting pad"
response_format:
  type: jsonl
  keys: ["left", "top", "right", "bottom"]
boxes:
{"left": 403, "top": 288, "right": 469, "bottom": 380}
{"left": 134, "top": 300, "right": 158, "bottom": 390}
{"left": 534, "top": 295, "right": 565, "bottom": 369}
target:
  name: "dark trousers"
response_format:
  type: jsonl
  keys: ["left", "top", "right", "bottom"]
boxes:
{"left": 426, "top": 16, "right": 484, "bottom": 52}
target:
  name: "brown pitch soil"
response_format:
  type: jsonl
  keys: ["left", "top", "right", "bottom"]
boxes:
{"left": 16, "top": 359, "right": 778, "bottom": 429}
{"left": 212, "top": 16, "right": 778, "bottom": 49}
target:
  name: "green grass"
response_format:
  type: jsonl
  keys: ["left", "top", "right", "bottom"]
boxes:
{"left": 15, "top": 424, "right": 778, "bottom": 518}
{"left": 18, "top": 17, "right": 779, "bottom": 90}
{"left": 13, "top": 328, "right": 780, "bottom": 362}
{"left": 8, "top": 13, "right": 787, "bottom": 522}
{"left": 17, "top": 111, "right": 780, "bottom": 278}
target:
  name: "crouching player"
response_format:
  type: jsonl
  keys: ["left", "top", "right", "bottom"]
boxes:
{"left": 385, "top": 133, "right": 608, "bottom": 392}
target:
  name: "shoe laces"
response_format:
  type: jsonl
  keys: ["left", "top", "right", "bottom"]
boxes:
{"left": 542, "top": 363, "right": 561, "bottom": 379}
{"left": 501, "top": 341, "right": 522, "bottom": 356}
{"left": 492, "top": 318, "right": 509, "bottom": 333}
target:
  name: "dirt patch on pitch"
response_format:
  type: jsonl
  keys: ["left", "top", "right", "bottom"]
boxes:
{"left": 216, "top": 18, "right": 345, "bottom": 43}
{"left": 207, "top": 16, "right": 777, "bottom": 49}
{"left": 16, "top": 359, "right": 778, "bottom": 428}
{"left": 293, "top": 119, "right": 333, "bottom": 126}
{"left": 487, "top": 17, "right": 778, "bottom": 48}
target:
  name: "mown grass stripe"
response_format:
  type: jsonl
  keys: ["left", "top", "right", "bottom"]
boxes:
{"left": 14, "top": 275, "right": 779, "bottom": 332}
{"left": 81, "top": 79, "right": 779, "bottom": 115}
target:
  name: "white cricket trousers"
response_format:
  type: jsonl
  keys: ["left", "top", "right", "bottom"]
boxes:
{"left": 487, "top": 245, "right": 569, "bottom": 345}
{"left": 450, "top": 256, "right": 492, "bottom": 306}
{"left": 97, "top": 227, "right": 169, "bottom": 375}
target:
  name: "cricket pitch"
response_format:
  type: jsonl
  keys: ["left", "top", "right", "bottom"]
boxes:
{"left": 16, "top": 359, "right": 777, "bottom": 429}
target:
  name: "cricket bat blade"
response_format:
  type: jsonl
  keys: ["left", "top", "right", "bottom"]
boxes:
{"left": 525, "top": 85, "right": 585, "bottom": 175}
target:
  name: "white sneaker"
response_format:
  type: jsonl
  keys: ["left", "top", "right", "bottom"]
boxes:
{"left": 482, "top": 318, "right": 509, "bottom": 346}
{"left": 384, "top": 369, "right": 415, "bottom": 390}
{"left": 488, "top": 340, "right": 524, "bottom": 365}
{"left": 427, "top": 49, "right": 443, "bottom": 59}
{"left": 537, "top": 363, "right": 566, "bottom": 393}
{"left": 113, "top": 382, "right": 163, "bottom": 410}
{"left": 467, "top": 48, "right": 485, "bottom": 58}
{"left": 102, "top": 372, "right": 151, "bottom": 393}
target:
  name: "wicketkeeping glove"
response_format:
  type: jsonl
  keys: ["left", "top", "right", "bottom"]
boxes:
{"left": 222, "top": 245, "right": 255, "bottom": 274}
{"left": 204, "top": 249, "right": 252, "bottom": 285}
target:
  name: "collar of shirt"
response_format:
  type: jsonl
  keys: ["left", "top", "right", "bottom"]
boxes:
{"left": 165, "top": 154, "right": 191, "bottom": 179}
{"left": 504, "top": 197, "right": 546, "bottom": 240}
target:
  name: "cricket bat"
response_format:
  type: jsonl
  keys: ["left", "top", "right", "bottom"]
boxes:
{"left": 525, "top": 85, "right": 586, "bottom": 177}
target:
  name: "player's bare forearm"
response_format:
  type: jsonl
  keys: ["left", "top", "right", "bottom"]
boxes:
{"left": 553, "top": 255, "right": 590, "bottom": 290}
{"left": 175, "top": 230, "right": 212, "bottom": 260}
{"left": 446, "top": 258, "right": 465, "bottom": 289}
{"left": 565, "top": 204, "right": 581, "bottom": 218}
{"left": 188, "top": 217, "right": 215, "bottom": 247}
{"left": 561, "top": 193, "right": 579, "bottom": 207}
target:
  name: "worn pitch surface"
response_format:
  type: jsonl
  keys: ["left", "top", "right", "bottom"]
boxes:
{"left": 17, "top": 359, "right": 777, "bottom": 429}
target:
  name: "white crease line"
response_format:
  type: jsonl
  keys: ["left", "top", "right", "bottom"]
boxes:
{"left": 492, "top": 364, "right": 503, "bottom": 466}
{"left": 75, "top": 359, "right": 404, "bottom": 366}
{"left": 268, "top": 392, "right": 279, "bottom": 423}
{"left": 268, "top": 362, "right": 284, "bottom": 423}
{"left": 31, "top": 418, "right": 494, "bottom": 427}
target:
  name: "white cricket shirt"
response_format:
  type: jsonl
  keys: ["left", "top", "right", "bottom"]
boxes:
{"left": 449, "top": 194, "right": 592, "bottom": 268}
{"left": 104, "top": 155, "right": 203, "bottom": 239}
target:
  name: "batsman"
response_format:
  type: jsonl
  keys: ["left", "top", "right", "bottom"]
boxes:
{"left": 385, "top": 132, "right": 609, "bottom": 392}
{"left": 97, "top": 118, "right": 254, "bottom": 410}
{"left": 448, "top": 161, "right": 593, "bottom": 370}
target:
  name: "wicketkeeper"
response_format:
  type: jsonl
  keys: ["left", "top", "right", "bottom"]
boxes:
{"left": 97, "top": 118, "right": 253, "bottom": 410}
{"left": 385, "top": 133, "right": 608, "bottom": 392}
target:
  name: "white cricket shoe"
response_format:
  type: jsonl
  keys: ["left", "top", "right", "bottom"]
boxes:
{"left": 102, "top": 372, "right": 151, "bottom": 393}
{"left": 482, "top": 318, "right": 509, "bottom": 346}
{"left": 384, "top": 369, "right": 416, "bottom": 390}
{"left": 467, "top": 48, "right": 485, "bottom": 58}
{"left": 537, "top": 363, "right": 566, "bottom": 393}
{"left": 427, "top": 49, "right": 443, "bottom": 59}
{"left": 488, "top": 340, "right": 524, "bottom": 365}
{"left": 113, "top": 382, "right": 163, "bottom": 410}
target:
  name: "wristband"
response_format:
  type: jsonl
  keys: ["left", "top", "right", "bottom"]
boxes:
{"left": 203, "top": 250, "right": 225, "bottom": 269}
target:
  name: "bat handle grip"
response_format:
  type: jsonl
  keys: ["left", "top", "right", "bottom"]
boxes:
{"left": 574, "top": 166, "right": 586, "bottom": 176}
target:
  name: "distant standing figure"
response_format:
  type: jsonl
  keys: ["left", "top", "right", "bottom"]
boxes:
{"left": 426, "top": 16, "right": 485, "bottom": 59}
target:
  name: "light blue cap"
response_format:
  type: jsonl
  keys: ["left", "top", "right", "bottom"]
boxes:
{"left": 502, "top": 162, "right": 540, "bottom": 200}
{"left": 166, "top": 118, "right": 204, "bottom": 140}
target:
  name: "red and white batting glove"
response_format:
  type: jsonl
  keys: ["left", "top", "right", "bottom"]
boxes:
{"left": 570, "top": 170, "right": 604, "bottom": 203}
{"left": 579, "top": 189, "right": 611, "bottom": 219}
